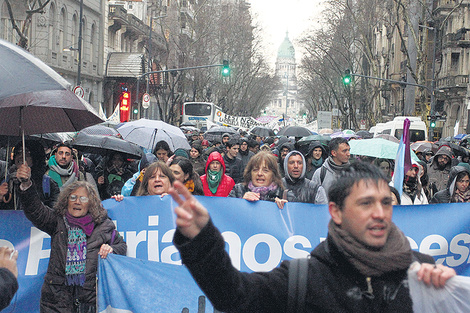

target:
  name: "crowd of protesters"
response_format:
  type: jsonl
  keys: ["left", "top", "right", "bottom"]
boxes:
{"left": 1, "top": 123, "right": 470, "bottom": 312}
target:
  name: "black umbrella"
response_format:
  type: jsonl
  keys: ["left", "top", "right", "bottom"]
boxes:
{"left": 277, "top": 126, "right": 312, "bottom": 137}
{"left": 204, "top": 126, "right": 239, "bottom": 141}
{"left": 71, "top": 132, "right": 143, "bottom": 159}
{"left": 250, "top": 126, "right": 275, "bottom": 137}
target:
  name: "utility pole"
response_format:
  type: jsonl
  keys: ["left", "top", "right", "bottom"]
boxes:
{"left": 77, "top": 0, "right": 83, "bottom": 86}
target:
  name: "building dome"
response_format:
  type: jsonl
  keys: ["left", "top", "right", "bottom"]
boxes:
{"left": 277, "top": 32, "right": 295, "bottom": 59}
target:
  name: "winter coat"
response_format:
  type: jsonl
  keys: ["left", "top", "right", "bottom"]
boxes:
{"left": 18, "top": 183, "right": 126, "bottom": 312}
{"left": 427, "top": 145, "right": 453, "bottom": 193}
{"left": 174, "top": 219, "right": 435, "bottom": 313}
{"left": 228, "top": 183, "right": 283, "bottom": 202}
{"left": 0, "top": 268, "right": 18, "bottom": 311}
{"left": 95, "top": 158, "right": 134, "bottom": 200}
{"left": 0, "top": 165, "right": 60, "bottom": 210}
{"left": 201, "top": 152, "right": 235, "bottom": 197}
{"left": 282, "top": 151, "right": 327, "bottom": 204}
{"left": 311, "top": 156, "right": 349, "bottom": 198}
{"left": 400, "top": 189, "right": 428, "bottom": 205}
{"left": 190, "top": 155, "right": 206, "bottom": 177}
{"left": 238, "top": 150, "right": 255, "bottom": 174}
{"left": 431, "top": 165, "right": 470, "bottom": 203}
{"left": 305, "top": 141, "right": 327, "bottom": 180}
{"left": 223, "top": 154, "right": 244, "bottom": 184}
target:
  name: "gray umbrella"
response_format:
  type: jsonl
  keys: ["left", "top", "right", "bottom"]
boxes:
{"left": 277, "top": 126, "right": 312, "bottom": 137}
{"left": 0, "top": 39, "right": 104, "bottom": 137}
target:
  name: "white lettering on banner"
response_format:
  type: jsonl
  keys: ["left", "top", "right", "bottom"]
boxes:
{"left": 243, "top": 234, "right": 282, "bottom": 271}
{"left": 161, "top": 229, "right": 179, "bottom": 264}
{"left": 215, "top": 111, "right": 266, "bottom": 129}
{"left": 419, "top": 234, "right": 448, "bottom": 265}
{"left": 447, "top": 234, "right": 470, "bottom": 267}
{"left": 126, "top": 230, "right": 147, "bottom": 258}
{"left": 25, "top": 227, "right": 51, "bottom": 275}
{"left": 223, "top": 231, "right": 242, "bottom": 270}
{"left": 284, "top": 236, "right": 312, "bottom": 259}
{"left": 148, "top": 230, "right": 159, "bottom": 262}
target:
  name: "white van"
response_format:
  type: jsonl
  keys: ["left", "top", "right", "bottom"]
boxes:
{"left": 369, "top": 123, "right": 386, "bottom": 137}
{"left": 380, "top": 116, "right": 427, "bottom": 141}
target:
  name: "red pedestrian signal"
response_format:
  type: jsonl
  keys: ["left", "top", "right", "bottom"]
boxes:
{"left": 120, "top": 91, "right": 131, "bottom": 122}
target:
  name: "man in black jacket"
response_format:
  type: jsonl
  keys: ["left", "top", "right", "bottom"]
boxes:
{"left": 223, "top": 138, "right": 244, "bottom": 184}
{"left": 169, "top": 162, "right": 456, "bottom": 313}
{"left": 0, "top": 247, "right": 18, "bottom": 311}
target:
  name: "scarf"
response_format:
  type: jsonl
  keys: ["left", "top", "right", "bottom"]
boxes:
{"left": 328, "top": 220, "right": 412, "bottom": 277}
{"left": 64, "top": 213, "right": 94, "bottom": 286}
{"left": 453, "top": 189, "right": 470, "bottom": 203}
{"left": 185, "top": 179, "right": 195, "bottom": 193}
{"left": 403, "top": 176, "right": 419, "bottom": 201}
{"left": 247, "top": 182, "right": 278, "bottom": 200}
{"left": 327, "top": 157, "right": 348, "bottom": 174}
{"left": 311, "top": 158, "right": 323, "bottom": 167}
{"left": 207, "top": 169, "right": 222, "bottom": 194}
{"left": 48, "top": 156, "right": 80, "bottom": 188}
{"left": 107, "top": 164, "right": 126, "bottom": 177}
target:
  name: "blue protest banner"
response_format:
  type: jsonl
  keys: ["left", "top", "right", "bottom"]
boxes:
{"left": 1, "top": 195, "right": 470, "bottom": 312}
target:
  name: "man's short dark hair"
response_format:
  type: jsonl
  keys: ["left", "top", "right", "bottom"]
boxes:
{"left": 328, "top": 162, "right": 389, "bottom": 210}
{"left": 226, "top": 138, "right": 240, "bottom": 149}
{"left": 248, "top": 139, "right": 258, "bottom": 148}
{"left": 328, "top": 137, "right": 349, "bottom": 155}
{"left": 56, "top": 142, "right": 73, "bottom": 153}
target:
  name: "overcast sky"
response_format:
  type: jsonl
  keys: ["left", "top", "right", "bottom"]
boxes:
{"left": 248, "top": 0, "right": 325, "bottom": 66}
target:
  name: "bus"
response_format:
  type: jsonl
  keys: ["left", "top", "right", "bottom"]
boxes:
{"left": 181, "top": 102, "right": 222, "bottom": 131}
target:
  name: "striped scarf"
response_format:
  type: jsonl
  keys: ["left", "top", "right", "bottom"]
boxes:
{"left": 64, "top": 214, "right": 94, "bottom": 286}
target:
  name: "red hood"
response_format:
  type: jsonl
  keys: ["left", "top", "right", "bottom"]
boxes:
{"left": 205, "top": 151, "right": 226, "bottom": 175}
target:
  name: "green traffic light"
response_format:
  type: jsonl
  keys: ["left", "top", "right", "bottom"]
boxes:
{"left": 430, "top": 121, "right": 436, "bottom": 128}
{"left": 222, "top": 60, "right": 230, "bottom": 77}
{"left": 133, "top": 108, "right": 138, "bottom": 114}
{"left": 343, "top": 69, "right": 351, "bottom": 85}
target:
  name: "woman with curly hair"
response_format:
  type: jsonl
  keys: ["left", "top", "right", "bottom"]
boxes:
{"left": 16, "top": 164, "right": 126, "bottom": 312}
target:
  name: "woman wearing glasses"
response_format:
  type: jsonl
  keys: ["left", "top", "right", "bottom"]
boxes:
{"left": 15, "top": 163, "right": 126, "bottom": 313}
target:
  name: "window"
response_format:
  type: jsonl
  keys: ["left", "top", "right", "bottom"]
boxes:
{"left": 451, "top": 52, "right": 460, "bottom": 71}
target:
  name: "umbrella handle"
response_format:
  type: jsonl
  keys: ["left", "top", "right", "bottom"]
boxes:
{"left": 3, "top": 192, "right": 11, "bottom": 204}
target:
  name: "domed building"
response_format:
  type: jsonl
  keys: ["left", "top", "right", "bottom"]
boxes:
{"left": 266, "top": 32, "right": 303, "bottom": 122}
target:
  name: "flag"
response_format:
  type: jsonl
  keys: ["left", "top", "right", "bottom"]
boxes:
{"left": 393, "top": 118, "right": 412, "bottom": 197}
{"left": 98, "top": 254, "right": 214, "bottom": 313}
{"left": 106, "top": 104, "right": 120, "bottom": 124}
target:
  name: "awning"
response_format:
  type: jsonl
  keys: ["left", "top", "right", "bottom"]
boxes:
{"left": 106, "top": 52, "right": 145, "bottom": 78}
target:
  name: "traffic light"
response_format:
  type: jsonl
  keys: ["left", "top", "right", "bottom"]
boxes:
{"left": 222, "top": 60, "right": 230, "bottom": 77}
{"left": 119, "top": 91, "right": 130, "bottom": 122}
{"left": 430, "top": 117, "right": 436, "bottom": 128}
{"left": 343, "top": 69, "right": 352, "bottom": 85}
{"left": 133, "top": 105, "right": 139, "bottom": 115}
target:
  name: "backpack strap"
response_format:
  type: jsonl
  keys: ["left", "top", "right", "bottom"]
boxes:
{"left": 287, "top": 257, "right": 309, "bottom": 313}
{"left": 42, "top": 174, "right": 50, "bottom": 199}
{"left": 320, "top": 166, "right": 327, "bottom": 185}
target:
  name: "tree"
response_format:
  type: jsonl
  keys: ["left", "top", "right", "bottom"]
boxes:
{"left": 4, "top": 0, "right": 51, "bottom": 49}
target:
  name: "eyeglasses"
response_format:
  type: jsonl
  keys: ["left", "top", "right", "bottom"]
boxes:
{"left": 68, "top": 195, "right": 89, "bottom": 203}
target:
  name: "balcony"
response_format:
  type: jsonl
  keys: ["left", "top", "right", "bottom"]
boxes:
{"left": 442, "top": 29, "right": 470, "bottom": 48}
{"left": 436, "top": 75, "right": 469, "bottom": 89}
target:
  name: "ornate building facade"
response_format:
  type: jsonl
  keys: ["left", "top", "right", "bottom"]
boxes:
{"left": 266, "top": 32, "right": 303, "bottom": 122}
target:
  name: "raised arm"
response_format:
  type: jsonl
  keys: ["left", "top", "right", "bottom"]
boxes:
{"left": 168, "top": 180, "right": 210, "bottom": 239}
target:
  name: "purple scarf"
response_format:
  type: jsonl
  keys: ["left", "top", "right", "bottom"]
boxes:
{"left": 64, "top": 213, "right": 94, "bottom": 286}
{"left": 247, "top": 182, "right": 278, "bottom": 200}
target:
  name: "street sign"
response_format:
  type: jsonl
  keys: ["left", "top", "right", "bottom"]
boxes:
{"left": 142, "top": 93, "right": 150, "bottom": 109}
{"left": 73, "top": 85, "right": 84, "bottom": 98}
{"left": 317, "top": 111, "right": 332, "bottom": 129}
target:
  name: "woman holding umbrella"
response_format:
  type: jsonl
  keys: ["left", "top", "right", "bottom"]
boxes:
{"left": 15, "top": 163, "right": 126, "bottom": 312}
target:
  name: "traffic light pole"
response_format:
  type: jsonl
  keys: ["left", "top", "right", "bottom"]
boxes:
{"left": 135, "top": 63, "right": 226, "bottom": 119}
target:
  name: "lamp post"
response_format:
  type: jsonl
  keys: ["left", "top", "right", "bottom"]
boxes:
{"left": 77, "top": 0, "right": 83, "bottom": 86}
{"left": 419, "top": 24, "right": 437, "bottom": 141}
{"left": 147, "top": 15, "right": 167, "bottom": 93}
{"left": 284, "top": 71, "right": 289, "bottom": 127}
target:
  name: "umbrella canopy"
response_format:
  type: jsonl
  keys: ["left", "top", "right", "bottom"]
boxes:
{"left": 277, "top": 125, "right": 311, "bottom": 137}
{"left": 436, "top": 142, "right": 469, "bottom": 158}
{"left": 180, "top": 126, "right": 200, "bottom": 133}
{"left": 318, "top": 128, "right": 333, "bottom": 135}
{"left": 180, "top": 121, "right": 197, "bottom": 127}
{"left": 71, "top": 132, "right": 143, "bottom": 159}
{"left": 349, "top": 138, "right": 419, "bottom": 161}
{"left": 297, "top": 134, "right": 331, "bottom": 146}
{"left": 80, "top": 124, "right": 120, "bottom": 137}
{"left": 374, "top": 134, "right": 400, "bottom": 143}
{"left": 250, "top": 126, "right": 275, "bottom": 137}
{"left": 410, "top": 141, "right": 438, "bottom": 153}
{"left": 330, "top": 131, "right": 358, "bottom": 139}
{"left": 356, "top": 130, "right": 373, "bottom": 139}
{"left": 117, "top": 119, "right": 190, "bottom": 152}
{"left": 204, "top": 126, "right": 239, "bottom": 141}
{"left": 454, "top": 134, "right": 467, "bottom": 140}
{"left": 0, "top": 39, "right": 104, "bottom": 136}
